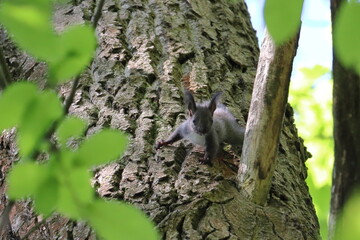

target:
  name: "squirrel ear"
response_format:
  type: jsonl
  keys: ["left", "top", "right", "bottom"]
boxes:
{"left": 209, "top": 92, "right": 222, "bottom": 114}
{"left": 184, "top": 90, "right": 197, "bottom": 113}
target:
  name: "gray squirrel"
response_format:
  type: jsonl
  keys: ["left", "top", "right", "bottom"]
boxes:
{"left": 155, "top": 91, "right": 245, "bottom": 163}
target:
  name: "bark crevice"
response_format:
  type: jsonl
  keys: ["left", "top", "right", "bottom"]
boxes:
{"left": 0, "top": 0, "right": 320, "bottom": 239}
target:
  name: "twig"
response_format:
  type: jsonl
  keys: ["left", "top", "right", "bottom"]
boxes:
{"left": 91, "top": 0, "right": 105, "bottom": 29}
{"left": 64, "top": 0, "right": 105, "bottom": 114}
{"left": 0, "top": 45, "right": 11, "bottom": 88}
{"left": 0, "top": 65, "right": 6, "bottom": 89}
{"left": 21, "top": 216, "right": 49, "bottom": 240}
{"left": 0, "top": 200, "right": 15, "bottom": 235}
{"left": 0, "top": 0, "right": 107, "bottom": 237}
{"left": 64, "top": 75, "right": 80, "bottom": 114}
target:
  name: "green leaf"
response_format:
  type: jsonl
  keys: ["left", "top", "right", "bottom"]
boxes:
{"left": 68, "top": 168, "right": 93, "bottom": 204}
{"left": 335, "top": 191, "right": 360, "bottom": 240}
{"left": 56, "top": 117, "right": 87, "bottom": 146}
{"left": 0, "top": 0, "right": 60, "bottom": 61}
{"left": 76, "top": 130, "right": 128, "bottom": 167}
{"left": 57, "top": 184, "right": 81, "bottom": 219}
{"left": 59, "top": 149, "right": 77, "bottom": 169}
{"left": 56, "top": 167, "right": 93, "bottom": 219}
{"left": 264, "top": 0, "right": 304, "bottom": 45}
{"left": 334, "top": 2, "right": 360, "bottom": 75}
{"left": 18, "top": 90, "right": 63, "bottom": 157}
{"left": 7, "top": 162, "right": 47, "bottom": 199}
{"left": 299, "top": 65, "right": 329, "bottom": 80}
{"left": 0, "top": 82, "right": 38, "bottom": 131}
{"left": 88, "top": 200, "right": 159, "bottom": 240}
{"left": 49, "top": 25, "right": 96, "bottom": 84}
{"left": 34, "top": 176, "right": 59, "bottom": 216}
{"left": 289, "top": 65, "right": 333, "bottom": 240}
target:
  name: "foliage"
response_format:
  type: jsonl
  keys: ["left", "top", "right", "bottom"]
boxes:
{"left": 0, "top": 0, "right": 159, "bottom": 239}
{"left": 264, "top": 0, "right": 360, "bottom": 77}
{"left": 264, "top": 0, "right": 303, "bottom": 44}
{"left": 0, "top": 0, "right": 96, "bottom": 85}
{"left": 289, "top": 65, "right": 333, "bottom": 240}
{"left": 334, "top": 190, "right": 360, "bottom": 240}
{"left": 333, "top": 1, "right": 360, "bottom": 76}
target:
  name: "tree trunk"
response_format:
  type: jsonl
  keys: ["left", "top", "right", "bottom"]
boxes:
{"left": 329, "top": 0, "right": 360, "bottom": 238}
{"left": 0, "top": 0, "right": 320, "bottom": 239}
{"left": 238, "top": 28, "right": 300, "bottom": 206}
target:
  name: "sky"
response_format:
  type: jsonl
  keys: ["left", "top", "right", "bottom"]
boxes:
{"left": 245, "top": 0, "right": 332, "bottom": 78}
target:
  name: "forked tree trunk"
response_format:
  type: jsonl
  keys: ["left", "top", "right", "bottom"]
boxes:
{"left": 329, "top": 0, "right": 360, "bottom": 238}
{"left": 0, "top": 0, "right": 320, "bottom": 239}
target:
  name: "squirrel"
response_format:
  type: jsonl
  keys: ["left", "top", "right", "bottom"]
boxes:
{"left": 155, "top": 90, "right": 245, "bottom": 163}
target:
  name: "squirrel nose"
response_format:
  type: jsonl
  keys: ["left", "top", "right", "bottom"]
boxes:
{"left": 199, "top": 127, "right": 207, "bottom": 134}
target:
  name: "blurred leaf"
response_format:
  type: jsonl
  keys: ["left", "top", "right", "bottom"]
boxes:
{"left": 49, "top": 25, "right": 96, "bottom": 84}
{"left": 7, "top": 162, "right": 47, "bottom": 199}
{"left": 264, "top": 0, "right": 303, "bottom": 45}
{"left": 88, "top": 200, "right": 159, "bottom": 240}
{"left": 17, "top": 90, "right": 63, "bottom": 157}
{"left": 34, "top": 176, "right": 58, "bottom": 216}
{"left": 68, "top": 168, "right": 93, "bottom": 204}
{"left": 308, "top": 177, "right": 330, "bottom": 240}
{"left": 0, "top": 82, "right": 38, "bottom": 131}
{"left": 299, "top": 65, "right": 329, "bottom": 80}
{"left": 56, "top": 116, "right": 87, "bottom": 146}
{"left": 289, "top": 66, "right": 333, "bottom": 240}
{"left": 39, "top": 141, "right": 51, "bottom": 153}
{"left": 51, "top": 0, "right": 72, "bottom": 4}
{"left": 334, "top": 190, "right": 360, "bottom": 240}
{"left": 334, "top": 2, "right": 360, "bottom": 75}
{"left": 59, "top": 149, "right": 77, "bottom": 169}
{"left": 56, "top": 166, "right": 92, "bottom": 219}
{"left": 57, "top": 184, "right": 81, "bottom": 219}
{"left": 0, "top": 0, "right": 60, "bottom": 61}
{"left": 76, "top": 129, "right": 128, "bottom": 167}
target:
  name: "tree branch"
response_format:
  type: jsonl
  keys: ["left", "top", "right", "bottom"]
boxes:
{"left": 0, "top": 0, "right": 106, "bottom": 236}
{"left": 64, "top": 0, "right": 105, "bottom": 114}
{"left": 21, "top": 216, "right": 49, "bottom": 240}
{"left": 237, "top": 28, "right": 301, "bottom": 205}
{"left": 0, "top": 45, "right": 12, "bottom": 89}
{"left": 91, "top": 0, "right": 105, "bottom": 29}
{"left": 329, "top": 0, "right": 360, "bottom": 238}
{"left": 0, "top": 64, "right": 7, "bottom": 89}
{"left": 0, "top": 200, "right": 15, "bottom": 235}
{"left": 64, "top": 75, "right": 80, "bottom": 114}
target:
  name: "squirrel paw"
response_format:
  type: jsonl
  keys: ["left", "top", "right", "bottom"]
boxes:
{"left": 200, "top": 153, "right": 211, "bottom": 165}
{"left": 155, "top": 140, "right": 165, "bottom": 150}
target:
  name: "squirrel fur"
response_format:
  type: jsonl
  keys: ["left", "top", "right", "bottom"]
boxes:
{"left": 155, "top": 91, "right": 245, "bottom": 163}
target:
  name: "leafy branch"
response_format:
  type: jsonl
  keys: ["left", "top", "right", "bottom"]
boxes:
{"left": 63, "top": 0, "right": 105, "bottom": 115}
{"left": 0, "top": 0, "right": 159, "bottom": 239}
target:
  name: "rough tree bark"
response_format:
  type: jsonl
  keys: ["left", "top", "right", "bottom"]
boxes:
{"left": 238, "top": 29, "right": 300, "bottom": 205}
{"left": 329, "top": 0, "right": 360, "bottom": 238}
{"left": 0, "top": 0, "right": 320, "bottom": 239}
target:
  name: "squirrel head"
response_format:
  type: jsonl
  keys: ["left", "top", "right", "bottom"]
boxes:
{"left": 184, "top": 91, "right": 222, "bottom": 135}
